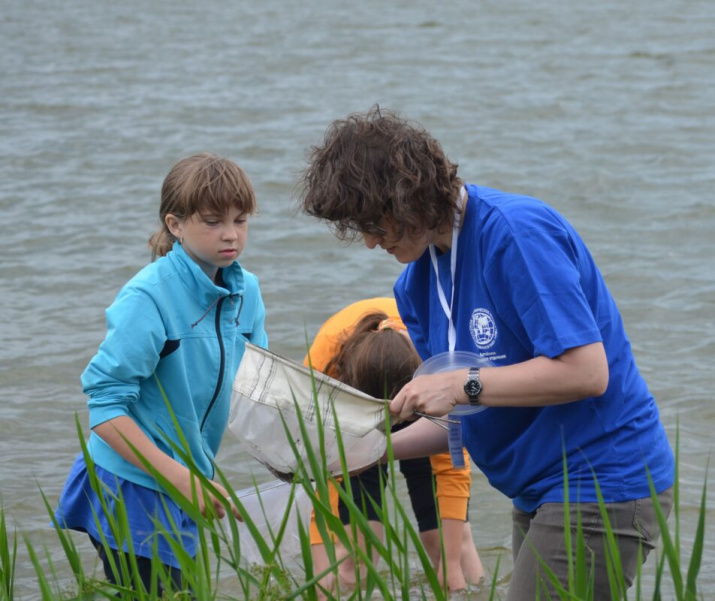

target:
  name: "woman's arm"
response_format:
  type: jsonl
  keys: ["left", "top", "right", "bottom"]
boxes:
{"left": 385, "top": 417, "right": 450, "bottom": 461}
{"left": 390, "top": 342, "right": 608, "bottom": 421}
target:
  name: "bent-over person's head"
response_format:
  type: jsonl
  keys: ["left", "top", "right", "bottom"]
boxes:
{"left": 300, "top": 106, "right": 462, "bottom": 246}
{"left": 325, "top": 310, "right": 420, "bottom": 400}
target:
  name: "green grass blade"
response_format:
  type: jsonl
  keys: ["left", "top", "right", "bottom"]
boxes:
{"left": 684, "top": 459, "right": 707, "bottom": 599}
{"left": 22, "top": 536, "right": 57, "bottom": 601}
{"left": 0, "top": 507, "right": 17, "bottom": 601}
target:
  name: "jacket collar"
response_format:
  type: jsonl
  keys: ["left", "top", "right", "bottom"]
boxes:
{"left": 167, "top": 241, "right": 246, "bottom": 306}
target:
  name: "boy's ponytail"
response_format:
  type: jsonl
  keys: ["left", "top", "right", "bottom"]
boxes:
{"left": 148, "top": 227, "right": 176, "bottom": 260}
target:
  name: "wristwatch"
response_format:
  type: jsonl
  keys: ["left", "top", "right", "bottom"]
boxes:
{"left": 464, "top": 367, "right": 483, "bottom": 406}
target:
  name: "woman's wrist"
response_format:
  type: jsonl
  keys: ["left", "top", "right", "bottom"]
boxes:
{"left": 452, "top": 368, "right": 471, "bottom": 406}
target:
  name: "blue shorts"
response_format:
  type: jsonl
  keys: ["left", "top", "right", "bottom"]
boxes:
{"left": 53, "top": 453, "right": 198, "bottom": 568}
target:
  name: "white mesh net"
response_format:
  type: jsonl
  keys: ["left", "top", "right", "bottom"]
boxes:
{"left": 228, "top": 343, "right": 390, "bottom": 480}
{"left": 225, "top": 479, "right": 312, "bottom": 566}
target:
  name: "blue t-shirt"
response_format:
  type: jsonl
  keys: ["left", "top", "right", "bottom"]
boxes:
{"left": 395, "top": 184, "right": 674, "bottom": 512}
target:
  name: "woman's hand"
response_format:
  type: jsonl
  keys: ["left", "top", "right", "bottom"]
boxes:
{"left": 389, "top": 370, "right": 466, "bottom": 421}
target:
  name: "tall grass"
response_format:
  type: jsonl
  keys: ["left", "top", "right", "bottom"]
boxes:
{"left": 2, "top": 402, "right": 707, "bottom": 599}
{"left": 1, "top": 505, "right": 17, "bottom": 601}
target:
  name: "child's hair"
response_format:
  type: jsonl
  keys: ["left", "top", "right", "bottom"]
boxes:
{"left": 326, "top": 311, "right": 421, "bottom": 400}
{"left": 300, "top": 105, "right": 462, "bottom": 242}
{"left": 149, "top": 152, "right": 257, "bottom": 259}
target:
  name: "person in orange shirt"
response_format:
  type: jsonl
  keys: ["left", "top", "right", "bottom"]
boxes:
{"left": 305, "top": 298, "right": 483, "bottom": 595}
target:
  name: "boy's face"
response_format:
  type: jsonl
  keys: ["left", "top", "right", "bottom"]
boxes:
{"left": 165, "top": 206, "right": 248, "bottom": 279}
{"left": 361, "top": 215, "right": 434, "bottom": 264}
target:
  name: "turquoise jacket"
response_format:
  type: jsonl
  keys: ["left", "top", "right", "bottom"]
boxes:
{"left": 83, "top": 242, "right": 268, "bottom": 491}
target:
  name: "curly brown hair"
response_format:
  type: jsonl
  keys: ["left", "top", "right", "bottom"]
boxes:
{"left": 300, "top": 106, "right": 462, "bottom": 241}
{"left": 325, "top": 311, "right": 421, "bottom": 400}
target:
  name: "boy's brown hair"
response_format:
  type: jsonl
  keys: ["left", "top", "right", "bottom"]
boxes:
{"left": 149, "top": 152, "right": 256, "bottom": 259}
{"left": 300, "top": 106, "right": 462, "bottom": 241}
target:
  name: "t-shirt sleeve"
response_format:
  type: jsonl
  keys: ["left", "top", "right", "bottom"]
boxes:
{"left": 483, "top": 213, "right": 602, "bottom": 359}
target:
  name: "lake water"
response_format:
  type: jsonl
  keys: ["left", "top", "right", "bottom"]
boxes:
{"left": 1, "top": 0, "right": 713, "bottom": 598}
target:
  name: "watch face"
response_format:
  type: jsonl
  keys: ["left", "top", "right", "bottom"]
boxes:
{"left": 465, "top": 376, "right": 482, "bottom": 397}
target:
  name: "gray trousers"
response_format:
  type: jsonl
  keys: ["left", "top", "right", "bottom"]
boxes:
{"left": 507, "top": 488, "right": 673, "bottom": 601}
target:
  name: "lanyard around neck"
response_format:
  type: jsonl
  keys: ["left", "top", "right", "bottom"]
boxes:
{"left": 428, "top": 187, "right": 465, "bottom": 353}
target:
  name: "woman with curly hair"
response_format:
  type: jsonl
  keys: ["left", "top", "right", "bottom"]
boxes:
{"left": 300, "top": 107, "right": 674, "bottom": 600}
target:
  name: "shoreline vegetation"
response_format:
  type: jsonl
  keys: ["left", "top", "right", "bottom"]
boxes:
{"left": 1, "top": 403, "right": 705, "bottom": 600}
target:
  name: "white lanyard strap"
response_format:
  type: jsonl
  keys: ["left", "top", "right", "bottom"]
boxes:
{"left": 428, "top": 187, "right": 464, "bottom": 353}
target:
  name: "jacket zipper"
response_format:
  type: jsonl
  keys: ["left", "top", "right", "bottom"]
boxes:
{"left": 201, "top": 296, "right": 226, "bottom": 431}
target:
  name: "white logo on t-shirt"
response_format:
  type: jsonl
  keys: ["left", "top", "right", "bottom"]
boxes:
{"left": 470, "top": 308, "right": 497, "bottom": 349}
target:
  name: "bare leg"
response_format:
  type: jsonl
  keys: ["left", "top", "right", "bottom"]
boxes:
{"left": 310, "top": 542, "right": 336, "bottom": 601}
{"left": 418, "top": 520, "right": 483, "bottom": 591}
{"left": 419, "top": 528, "right": 442, "bottom": 569}
{"left": 460, "top": 521, "right": 484, "bottom": 586}
{"left": 440, "top": 518, "right": 468, "bottom": 591}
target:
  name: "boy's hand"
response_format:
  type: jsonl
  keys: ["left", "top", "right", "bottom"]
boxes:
{"left": 173, "top": 469, "right": 242, "bottom": 520}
